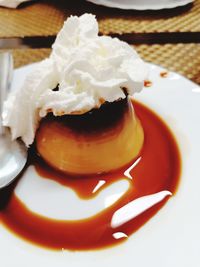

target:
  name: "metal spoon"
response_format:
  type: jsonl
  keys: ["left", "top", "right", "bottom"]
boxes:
{"left": 0, "top": 53, "right": 27, "bottom": 189}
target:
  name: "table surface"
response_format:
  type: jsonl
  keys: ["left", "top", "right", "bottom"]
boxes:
{"left": 0, "top": 0, "right": 200, "bottom": 84}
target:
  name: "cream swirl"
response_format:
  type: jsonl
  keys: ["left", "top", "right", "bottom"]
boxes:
{"left": 3, "top": 14, "right": 148, "bottom": 146}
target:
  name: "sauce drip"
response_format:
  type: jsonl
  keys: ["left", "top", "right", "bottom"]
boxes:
{"left": 160, "top": 71, "right": 168, "bottom": 78}
{"left": 144, "top": 80, "right": 152, "bottom": 87}
{"left": 0, "top": 101, "right": 181, "bottom": 251}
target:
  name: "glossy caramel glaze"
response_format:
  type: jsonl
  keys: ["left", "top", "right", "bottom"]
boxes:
{"left": 0, "top": 101, "right": 181, "bottom": 251}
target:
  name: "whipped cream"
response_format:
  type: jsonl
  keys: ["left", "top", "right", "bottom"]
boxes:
{"left": 3, "top": 14, "right": 148, "bottom": 146}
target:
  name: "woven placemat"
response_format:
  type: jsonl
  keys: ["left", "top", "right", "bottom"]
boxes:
{"left": 1, "top": 43, "right": 199, "bottom": 84}
{"left": 136, "top": 43, "right": 200, "bottom": 84}
{"left": 0, "top": 0, "right": 200, "bottom": 38}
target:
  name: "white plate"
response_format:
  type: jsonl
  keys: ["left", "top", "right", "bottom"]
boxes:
{"left": 1, "top": 62, "right": 200, "bottom": 267}
{"left": 87, "top": 0, "right": 194, "bottom": 10}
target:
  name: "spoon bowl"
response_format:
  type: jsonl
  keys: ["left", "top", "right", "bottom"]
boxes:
{"left": 0, "top": 53, "right": 27, "bottom": 189}
{"left": 0, "top": 130, "right": 27, "bottom": 188}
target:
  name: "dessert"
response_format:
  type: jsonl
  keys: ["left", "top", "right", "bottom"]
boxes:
{"left": 3, "top": 14, "right": 147, "bottom": 175}
{"left": 1, "top": 14, "right": 181, "bottom": 251}
{"left": 36, "top": 98, "right": 144, "bottom": 175}
{"left": 0, "top": 101, "right": 181, "bottom": 250}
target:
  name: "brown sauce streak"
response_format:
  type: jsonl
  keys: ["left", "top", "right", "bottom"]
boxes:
{"left": 160, "top": 71, "right": 168, "bottom": 78}
{"left": 0, "top": 101, "right": 181, "bottom": 251}
{"left": 144, "top": 80, "right": 152, "bottom": 87}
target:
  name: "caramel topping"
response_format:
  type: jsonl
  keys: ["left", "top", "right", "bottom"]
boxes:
{"left": 160, "top": 71, "right": 168, "bottom": 78}
{"left": 144, "top": 80, "right": 152, "bottom": 87}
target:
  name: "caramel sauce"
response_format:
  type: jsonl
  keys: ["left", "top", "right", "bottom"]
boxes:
{"left": 35, "top": 161, "right": 129, "bottom": 200}
{"left": 144, "top": 80, "right": 152, "bottom": 87}
{"left": 160, "top": 71, "right": 168, "bottom": 78}
{"left": 0, "top": 101, "right": 181, "bottom": 251}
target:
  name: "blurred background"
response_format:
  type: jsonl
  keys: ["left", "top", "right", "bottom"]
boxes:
{"left": 0, "top": 0, "right": 199, "bottom": 84}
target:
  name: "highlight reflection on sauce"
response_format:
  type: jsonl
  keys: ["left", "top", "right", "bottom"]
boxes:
{"left": 0, "top": 101, "right": 181, "bottom": 251}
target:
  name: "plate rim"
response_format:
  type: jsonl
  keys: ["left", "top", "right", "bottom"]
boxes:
{"left": 86, "top": 0, "right": 194, "bottom": 10}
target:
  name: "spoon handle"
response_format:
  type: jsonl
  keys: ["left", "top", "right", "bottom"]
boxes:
{"left": 0, "top": 53, "right": 13, "bottom": 135}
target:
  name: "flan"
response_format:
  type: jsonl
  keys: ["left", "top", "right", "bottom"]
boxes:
{"left": 36, "top": 97, "right": 144, "bottom": 175}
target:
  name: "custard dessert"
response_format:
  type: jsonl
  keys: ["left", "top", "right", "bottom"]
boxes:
{"left": 3, "top": 14, "right": 148, "bottom": 175}
{"left": 0, "top": 14, "right": 182, "bottom": 252}
{"left": 36, "top": 98, "right": 144, "bottom": 175}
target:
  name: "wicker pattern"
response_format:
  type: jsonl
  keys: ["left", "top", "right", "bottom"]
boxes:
{"left": 11, "top": 48, "right": 51, "bottom": 66}
{"left": 2, "top": 43, "right": 199, "bottom": 84}
{"left": 99, "top": 1, "right": 200, "bottom": 34}
{"left": 135, "top": 44, "right": 200, "bottom": 84}
{"left": 0, "top": 0, "right": 200, "bottom": 37}
{"left": 0, "top": 1, "right": 65, "bottom": 37}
